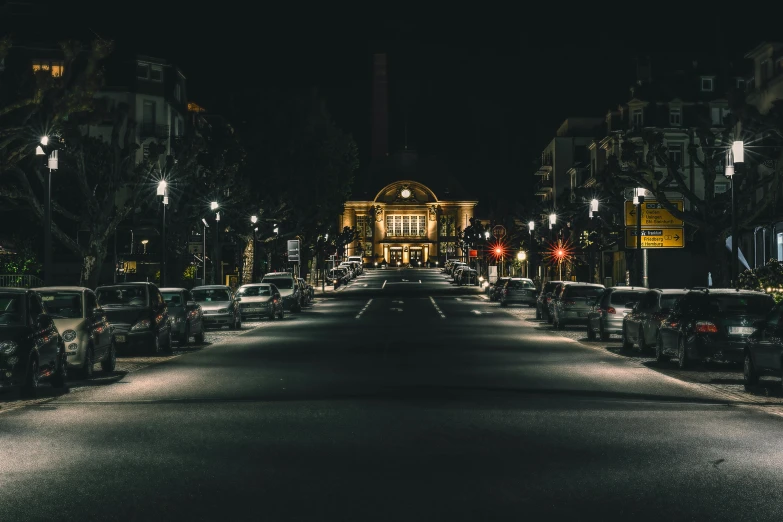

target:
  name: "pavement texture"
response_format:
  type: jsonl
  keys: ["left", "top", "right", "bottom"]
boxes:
{"left": 1, "top": 268, "right": 783, "bottom": 521}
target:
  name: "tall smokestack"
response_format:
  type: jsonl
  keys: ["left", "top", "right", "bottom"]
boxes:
{"left": 371, "top": 53, "right": 388, "bottom": 159}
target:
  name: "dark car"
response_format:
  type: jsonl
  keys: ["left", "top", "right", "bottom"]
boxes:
{"left": 489, "top": 277, "right": 511, "bottom": 301}
{"left": 0, "top": 288, "right": 68, "bottom": 396}
{"left": 160, "top": 287, "right": 204, "bottom": 345}
{"left": 656, "top": 289, "right": 774, "bottom": 368}
{"left": 622, "top": 288, "right": 688, "bottom": 354}
{"left": 743, "top": 301, "right": 783, "bottom": 389}
{"left": 536, "top": 281, "right": 563, "bottom": 321}
{"left": 95, "top": 282, "right": 173, "bottom": 354}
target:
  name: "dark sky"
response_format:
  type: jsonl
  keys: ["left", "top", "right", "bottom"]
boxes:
{"left": 9, "top": 4, "right": 782, "bottom": 208}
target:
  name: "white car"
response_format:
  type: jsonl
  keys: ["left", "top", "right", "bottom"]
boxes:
{"left": 36, "top": 286, "right": 116, "bottom": 378}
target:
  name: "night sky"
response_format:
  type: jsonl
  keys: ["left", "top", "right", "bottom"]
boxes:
{"left": 11, "top": 5, "right": 783, "bottom": 210}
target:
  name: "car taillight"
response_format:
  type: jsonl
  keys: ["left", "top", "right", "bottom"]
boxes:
{"left": 695, "top": 321, "right": 718, "bottom": 333}
{"left": 606, "top": 307, "right": 616, "bottom": 314}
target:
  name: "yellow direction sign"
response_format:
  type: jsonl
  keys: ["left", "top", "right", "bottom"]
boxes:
{"left": 624, "top": 200, "right": 684, "bottom": 227}
{"left": 625, "top": 228, "right": 685, "bottom": 248}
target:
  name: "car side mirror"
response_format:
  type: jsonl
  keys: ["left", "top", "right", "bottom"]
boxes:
{"left": 35, "top": 313, "right": 53, "bottom": 329}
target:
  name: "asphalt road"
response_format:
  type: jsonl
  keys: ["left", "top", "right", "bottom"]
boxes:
{"left": 2, "top": 268, "right": 783, "bottom": 521}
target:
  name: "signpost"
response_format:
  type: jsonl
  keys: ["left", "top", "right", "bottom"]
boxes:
{"left": 287, "top": 240, "right": 300, "bottom": 262}
{"left": 492, "top": 225, "right": 506, "bottom": 238}
{"left": 625, "top": 228, "right": 685, "bottom": 248}
{"left": 624, "top": 200, "right": 684, "bottom": 227}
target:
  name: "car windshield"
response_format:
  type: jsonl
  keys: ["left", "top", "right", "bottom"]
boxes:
{"left": 610, "top": 291, "right": 646, "bottom": 306}
{"left": 264, "top": 278, "right": 293, "bottom": 289}
{"left": 237, "top": 286, "right": 271, "bottom": 297}
{"left": 509, "top": 280, "right": 535, "bottom": 289}
{"left": 38, "top": 291, "right": 83, "bottom": 318}
{"left": 96, "top": 286, "right": 148, "bottom": 307}
{"left": 660, "top": 294, "right": 685, "bottom": 310}
{"left": 565, "top": 286, "right": 604, "bottom": 298}
{"left": 161, "top": 292, "right": 184, "bottom": 306}
{"left": 0, "top": 293, "right": 24, "bottom": 326}
{"left": 192, "top": 289, "right": 230, "bottom": 302}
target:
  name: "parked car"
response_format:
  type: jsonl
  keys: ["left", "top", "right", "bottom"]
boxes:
{"left": 489, "top": 277, "right": 511, "bottom": 301}
{"left": 499, "top": 278, "right": 537, "bottom": 307}
{"left": 36, "top": 286, "right": 116, "bottom": 377}
{"left": 236, "top": 283, "right": 284, "bottom": 320}
{"left": 95, "top": 282, "right": 173, "bottom": 354}
{"left": 297, "top": 278, "right": 311, "bottom": 306}
{"left": 621, "top": 288, "right": 688, "bottom": 353}
{"left": 191, "top": 285, "right": 241, "bottom": 329}
{"left": 655, "top": 288, "right": 774, "bottom": 368}
{"left": 551, "top": 283, "right": 605, "bottom": 329}
{"left": 743, "top": 301, "right": 783, "bottom": 389}
{"left": 457, "top": 268, "right": 479, "bottom": 286}
{"left": 0, "top": 288, "right": 68, "bottom": 396}
{"left": 586, "top": 286, "right": 648, "bottom": 341}
{"left": 159, "top": 287, "right": 204, "bottom": 345}
{"left": 261, "top": 272, "right": 302, "bottom": 312}
{"left": 536, "top": 281, "right": 563, "bottom": 321}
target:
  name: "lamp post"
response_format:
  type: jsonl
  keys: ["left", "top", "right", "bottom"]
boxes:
{"left": 517, "top": 250, "right": 527, "bottom": 278}
{"left": 36, "top": 136, "right": 58, "bottom": 285}
{"left": 633, "top": 188, "right": 645, "bottom": 287}
{"left": 251, "top": 215, "right": 258, "bottom": 283}
{"left": 201, "top": 218, "right": 209, "bottom": 286}
{"left": 589, "top": 199, "right": 599, "bottom": 282}
{"left": 727, "top": 139, "right": 744, "bottom": 286}
{"left": 528, "top": 221, "right": 535, "bottom": 280}
{"left": 209, "top": 202, "right": 219, "bottom": 284}
{"left": 157, "top": 180, "right": 168, "bottom": 287}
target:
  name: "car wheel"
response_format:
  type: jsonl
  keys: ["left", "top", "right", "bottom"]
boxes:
{"left": 51, "top": 347, "right": 68, "bottom": 388}
{"left": 180, "top": 323, "right": 190, "bottom": 345}
{"left": 677, "top": 337, "right": 690, "bottom": 369}
{"left": 743, "top": 352, "right": 759, "bottom": 389}
{"left": 637, "top": 327, "right": 646, "bottom": 353}
{"left": 21, "top": 357, "right": 39, "bottom": 398}
{"left": 101, "top": 341, "right": 116, "bottom": 373}
{"left": 621, "top": 326, "right": 633, "bottom": 351}
{"left": 655, "top": 334, "right": 668, "bottom": 362}
{"left": 81, "top": 345, "right": 94, "bottom": 378}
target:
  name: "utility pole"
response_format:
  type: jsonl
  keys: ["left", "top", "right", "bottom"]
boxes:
{"left": 636, "top": 193, "right": 644, "bottom": 287}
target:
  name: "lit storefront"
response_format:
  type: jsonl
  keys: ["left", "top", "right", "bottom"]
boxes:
{"left": 341, "top": 180, "right": 478, "bottom": 265}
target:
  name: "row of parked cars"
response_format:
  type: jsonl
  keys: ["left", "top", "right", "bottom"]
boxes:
{"left": 327, "top": 256, "right": 364, "bottom": 288}
{"left": 442, "top": 260, "right": 479, "bottom": 285}
{"left": 0, "top": 271, "right": 314, "bottom": 398}
{"left": 490, "top": 277, "right": 783, "bottom": 389}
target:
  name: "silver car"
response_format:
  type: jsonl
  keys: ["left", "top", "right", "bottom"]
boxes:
{"left": 552, "top": 283, "right": 605, "bottom": 329}
{"left": 36, "top": 286, "right": 116, "bottom": 377}
{"left": 586, "top": 287, "right": 648, "bottom": 341}
{"left": 236, "top": 283, "right": 284, "bottom": 320}
{"left": 261, "top": 272, "right": 302, "bottom": 312}
{"left": 191, "top": 285, "right": 241, "bottom": 329}
{"left": 499, "top": 278, "right": 537, "bottom": 307}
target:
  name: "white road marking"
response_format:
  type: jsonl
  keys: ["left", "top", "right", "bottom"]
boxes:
{"left": 392, "top": 300, "right": 404, "bottom": 304}
{"left": 355, "top": 298, "right": 373, "bottom": 319}
{"left": 382, "top": 280, "right": 387, "bottom": 289}
{"left": 390, "top": 308, "right": 403, "bottom": 312}
{"left": 429, "top": 296, "right": 446, "bottom": 319}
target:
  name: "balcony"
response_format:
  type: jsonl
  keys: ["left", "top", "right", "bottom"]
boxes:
{"left": 139, "top": 123, "right": 170, "bottom": 140}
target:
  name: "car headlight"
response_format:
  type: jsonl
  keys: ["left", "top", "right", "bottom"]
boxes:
{"left": 0, "top": 341, "right": 18, "bottom": 355}
{"left": 130, "top": 319, "right": 151, "bottom": 331}
{"left": 62, "top": 329, "right": 77, "bottom": 342}
{"left": 217, "top": 308, "right": 228, "bottom": 313}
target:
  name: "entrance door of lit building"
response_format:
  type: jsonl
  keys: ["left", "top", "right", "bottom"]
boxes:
{"left": 390, "top": 248, "right": 403, "bottom": 266}
{"left": 409, "top": 248, "right": 422, "bottom": 265}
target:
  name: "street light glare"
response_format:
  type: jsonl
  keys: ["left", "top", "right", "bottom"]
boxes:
{"left": 40, "top": 136, "right": 48, "bottom": 146}
{"left": 157, "top": 179, "right": 167, "bottom": 196}
{"left": 35, "top": 145, "right": 45, "bottom": 156}
{"left": 517, "top": 251, "right": 526, "bottom": 261}
{"left": 251, "top": 215, "right": 258, "bottom": 224}
{"left": 210, "top": 201, "right": 219, "bottom": 210}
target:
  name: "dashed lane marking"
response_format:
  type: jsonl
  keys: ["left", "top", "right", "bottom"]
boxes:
{"left": 429, "top": 296, "right": 446, "bottom": 319}
{"left": 355, "top": 298, "right": 373, "bottom": 319}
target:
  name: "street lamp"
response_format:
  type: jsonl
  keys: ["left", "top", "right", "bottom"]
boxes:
{"left": 201, "top": 218, "right": 209, "bottom": 285}
{"left": 157, "top": 180, "right": 168, "bottom": 287}
{"left": 517, "top": 250, "right": 527, "bottom": 278}
{"left": 37, "top": 136, "right": 58, "bottom": 285}
{"left": 251, "top": 215, "right": 258, "bottom": 282}
{"left": 141, "top": 239, "right": 149, "bottom": 254}
{"left": 549, "top": 213, "right": 557, "bottom": 230}
{"left": 589, "top": 198, "right": 599, "bottom": 218}
{"left": 727, "top": 141, "right": 744, "bottom": 285}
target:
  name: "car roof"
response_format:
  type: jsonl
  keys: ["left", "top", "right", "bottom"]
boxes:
{"left": 240, "top": 283, "right": 272, "bottom": 287}
{"left": 686, "top": 288, "right": 768, "bottom": 295}
{"left": 608, "top": 286, "right": 646, "bottom": 291}
{"left": 159, "top": 287, "right": 187, "bottom": 292}
{"left": 263, "top": 272, "right": 293, "bottom": 277}
{"left": 192, "top": 285, "right": 231, "bottom": 289}
{"left": 0, "top": 287, "right": 29, "bottom": 294}
{"left": 35, "top": 286, "right": 89, "bottom": 292}
{"left": 651, "top": 289, "right": 689, "bottom": 294}
{"left": 563, "top": 282, "right": 604, "bottom": 287}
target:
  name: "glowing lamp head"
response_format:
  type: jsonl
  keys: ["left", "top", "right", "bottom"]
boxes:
{"left": 40, "top": 136, "right": 49, "bottom": 146}
{"left": 157, "top": 179, "right": 167, "bottom": 196}
{"left": 549, "top": 213, "right": 557, "bottom": 225}
{"left": 517, "top": 251, "right": 526, "bottom": 261}
{"left": 732, "top": 140, "right": 744, "bottom": 163}
{"left": 250, "top": 215, "right": 258, "bottom": 224}
{"left": 590, "top": 199, "right": 599, "bottom": 212}
{"left": 528, "top": 221, "right": 535, "bottom": 231}
{"left": 557, "top": 249, "right": 565, "bottom": 258}
{"left": 210, "top": 201, "right": 219, "bottom": 211}
{"left": 35, "top": 145, "right": 45, "bottom": 156}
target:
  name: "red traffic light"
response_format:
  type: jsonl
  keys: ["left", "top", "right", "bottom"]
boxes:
{"left": 494, "top": 247, "right": 502, "bottom": 255}
{"left": 556, "top": 249, "right": 565, "bottom": 258}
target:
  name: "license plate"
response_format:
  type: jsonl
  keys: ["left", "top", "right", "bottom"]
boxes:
{"left": 115, "top": 334, "right": 126, "bottom": 342}
{"left": 729, "top": 326, "right": 755, "bottom": 335}
{"left": 248, "top": 308, "right": 261, "bottom": 312}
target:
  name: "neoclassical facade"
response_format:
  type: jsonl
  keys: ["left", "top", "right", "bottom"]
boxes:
{"left": 341, "top": 180, "right": 478, "bottom": 265}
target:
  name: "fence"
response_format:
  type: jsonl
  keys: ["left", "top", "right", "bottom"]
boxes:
{"left": 0, "top": 274, "right": 45, "bottom": 288}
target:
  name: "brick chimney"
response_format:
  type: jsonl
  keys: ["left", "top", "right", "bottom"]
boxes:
{"left": 371, "top": 53, "right": 389, "bottom": 159}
